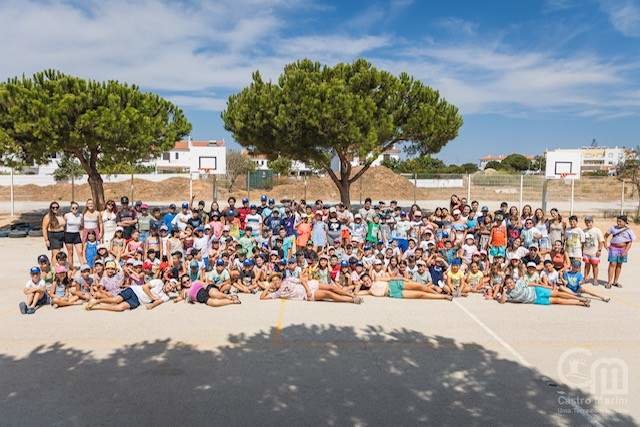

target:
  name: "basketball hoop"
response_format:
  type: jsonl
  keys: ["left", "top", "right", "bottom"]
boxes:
{"left": 559, "top": 172, "right": 576, "bottom": 183}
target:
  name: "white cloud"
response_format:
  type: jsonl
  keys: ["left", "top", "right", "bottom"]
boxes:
{"left": 436, "top": 18, "right": 478, "bottom": 36}
{"left": 600, "top": 0, "right": 640, "bottom": 37}
{"left": 543, "top": 0, "right": 575, "bottom": 12}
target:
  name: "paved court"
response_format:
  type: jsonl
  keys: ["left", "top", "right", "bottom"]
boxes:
{"left": 0, "top": 237, "right": 638, "bottom": 426}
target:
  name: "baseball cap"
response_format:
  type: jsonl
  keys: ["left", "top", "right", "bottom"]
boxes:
{"left": 400, "top": 211, "right": 407, "bottom": 216}
{"left": 329, "top": 207, "right": 336, "bottom": 213}
{"left": 189, "top": 260, "right": 199, "bottom": 269}
{"left": 195, "top": 226, "right": 204, "bottom": 232}
{"left": 160, "top": 225, "right": 168, "bottom": 231}
{"left": 451, "top": 258, "right": 462, "bottom": 266}
{"left": 30, "top": 266, "right": 41, "bottom": 274}
{"left": 37, "top": 254, "right": 49, "bottom": 264}
{"left": 481, "top": 206, "right": 489, "bottom": 212}
{"left": 115, "top": 226, "right": 124, "bottom": 232}
{"left": 242, "top": 197, "right": 249, "bottom": 203}
{"left": 126, "top": 258, "right": 135, "bottom": 265}
{"left": 453, "top": 209, "right": 461, "bottom": 215}
{"left": 571, "top": 259, "right": 582, "bottom": 267}
{"left": 529, "top": 243, "right": 539, "bottom": 249}
{"left": 340, "top": 260, "right": 349, "bottom": 267}
{"left": 416, "top": 260, "right": 426, "bottom": 266}
{"left": 260, "top": 195, "right": 268, "bottom": 202}
{"left": 141, "top": 203, "right": 149, "bottom": 209}
{"left": 80, "top": 264, "right": 91, "bottom": 271}
{"left": 215, "top": 259, "right": 225, "bottom": 266}
{"left": 354, "top": 213, "right": 362, "bottom": 219}
{"left": 373, "top": 259, "right": 383, "bottom": 265}
{"left": 584, "top": 216, "right": 594, "bottom": 222}
{"left": 526, "top": 262, "right": 537, "bottom": 268}
{"left": 465, "top": 234, "right": 475, "bottom": 240}
{"left": 105, "top": 261, "right": 117, "bottom": 269}
{"left": 223, "top": 225, "right": 231, "bottom": 231}
{"left": 204, "top": 224, "right": 211, "bottom": 229}
{"left": 269, "top": 198, "right": 275, "bottom": 204}
{"left": 243, "top": 259, "right": 253, "bottom": 267}
{"left": 120, "top": 196, "right": 129, "bottom": 204}
{"left": 169, "top": 203, "right": 177, "bottom": 209}
{"left": 287, "top": 258, "right": 296, "bottom": 264}
{"left": 181, "top": 202, "right": 189, "bottom": 209}
{"left": 94, "top": 259, "right": 104, "bottom": 265}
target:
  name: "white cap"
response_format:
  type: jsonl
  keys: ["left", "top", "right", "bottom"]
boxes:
{"left": 526, "top": 261, "right": 537, "bottom": 268}
{"left": 465, "top": 234, "right": 475, "bottom": 240}
{"left": 329, "top": 207, "right": 337, "bottom": 213}
{"left": 373, "top": 259, "right": 383, "bottom": 265}
{"left": 354, "top": 213, "right": 362, "bottom": 219}
{"left": 453, "top": 209, "right": 461, "bottom": 215}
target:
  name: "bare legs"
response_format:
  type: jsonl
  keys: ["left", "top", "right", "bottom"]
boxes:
{"left": 607, "top": 262, "right": 622, "bottom": 287}
{"left": 401, "top": 282, "right": 453, "bottom": 301}
{"left": 205, "top": 287, "right": 240, "bottom": 307}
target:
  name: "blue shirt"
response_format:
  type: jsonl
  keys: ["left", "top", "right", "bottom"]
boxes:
{"left": 162, "top": 213, "right": 176, "bottom": 232}
{"left": 563, "top": 270, "right": 583, "bottom": 293}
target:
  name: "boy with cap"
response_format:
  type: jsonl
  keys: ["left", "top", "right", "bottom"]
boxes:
{"left": 206, "top": 259, "right": 233, "bottom": 293}
{"left": 71, "top": 264, "right": 95, "bottom": 301}
{"left": 20, "top": 266, "right": 48, "bottom": 314}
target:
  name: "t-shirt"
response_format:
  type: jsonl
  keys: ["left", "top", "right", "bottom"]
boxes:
{"left": 583, "top": 227, "right": 604, "bottom": 257}
{"left": 466, "top": 271, "right": 484, "bottom": 288}
{"left": 130, "top": 279, "right": 169, "bottom": 304}
{"left": 564, "top": 227, "right": 585, "bottom": 258}
{"left": 448, "top": 269, "right": 464, "bottom": 288}
{"left": 411, "top": 269, "right": 432, "bottom": 285}
{"left": 267, "top": 278, "right": 307, "bottom": 301}
{"left": 563, "top": 270, "right": 584, "bottom": 293}
{"left": 73, "top": 273, "right": 94, "bottom": 293}
{"left": 25, "top": 278, "right": 46, "bottom": 290}
{"left": 541, "top": 269, "right": 559, "bottom": 286}
{"left": 506, "top": 279, "right": 536, "bottom": 303}
{"left": 206, "top": 269, "right": 230, "bottom": 287}
{"left": 607, "top": 226, "right": 636, "bottom": 246}
{"left": 245, "top": 214, "right": 262, "bottom": 236}
{"left": 100, "top": 270, "right": 125, "bottom": 295}
{"left": 429, "top": 265, "right": 445, "bottom": 288}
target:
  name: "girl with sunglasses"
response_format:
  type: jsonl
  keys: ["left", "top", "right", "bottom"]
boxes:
{"left": 42, "top": 201, "right": 66, "bottom": 261}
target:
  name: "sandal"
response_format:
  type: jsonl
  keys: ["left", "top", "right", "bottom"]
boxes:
{"left": 613, "top": 283, "right": 622, "bottom": 288}
{"left": 352, "top": 296, "right": 363, "bottom": 304}
{"left": 603, "top": 297, "right": 611, "bottom": 303}
{"left": 583, "top": 299, "right": 591, "bottom": 307}
{"left": 605, "top": 283, "right": 612, "bottom": 289}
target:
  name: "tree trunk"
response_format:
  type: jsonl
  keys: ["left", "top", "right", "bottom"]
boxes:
{"left": 338, "top": 178, "right": 351, "bottom": 208}
{"left": 88, "top": 170, "right": 106, "bottom": 210}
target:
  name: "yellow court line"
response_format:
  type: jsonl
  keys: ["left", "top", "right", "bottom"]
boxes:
{"left": 274, "top": 299, "right": 286, "bottom": 336}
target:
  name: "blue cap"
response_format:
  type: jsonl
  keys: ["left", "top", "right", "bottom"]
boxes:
{"left": 243, "top": 259, "right": 253, "bottom": 267}
{"left": 269, "top": 198, "right": 275, "bottom": 204}
{"left": 195, "top": 226, "right": 204, "bottom": 232}
{"left": 451, "top": 258, "right": 462, "bottom": 266}
{"left": 250, "top": 204, "right": 257, "bottom": 209}
{"left": 356, "top": 261, "right": 364, "bottom": 267}
{"left": 181, "top": 202, "right": 189, "bottom": 209}
{"left": 364, "top": 244, "right": 371, "bottom": 250}
{"left": 30, "top": 266, "right": 41, "bottom": 274}
{"left": 215, "top": 259, "right": 225, "bottom": 266}
{"left": 340, "top": 260, "right": 349, "bottom": 267}
{"left": 287, "top": 258, "right": 296, "bottom": 264}
{"left": 260, "top": 195, "right": 268, "bottom": 201}
{"left": 242, "top": 197, "right": 249, "bottom": 203}
{"left": 400, "top": 211, "right": 407, "bottom": 216}
{"left": 377, "top": 240, "right": 384, "bottom": 245}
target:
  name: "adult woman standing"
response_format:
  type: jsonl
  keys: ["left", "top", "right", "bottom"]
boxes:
{"left": 42, "top": 202, "right": 66, "bottom": 261}
{"left": 64, "top": 201, "right": 84, "bottom": 267}
{"left": 604, "top": 215, "right": 635, "bottom": 289}
{"left": 547, "top": 208, "right": 565, "bottom": 246}
{"left": 82, "top": 199, "right": 102, "bottom": 242}
{"left": 101, "top": 200, "right": 118, "bottom": 245}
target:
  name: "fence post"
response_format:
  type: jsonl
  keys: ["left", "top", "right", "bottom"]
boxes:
{"left": 413, "top": 172, "right": 417, "bottom": 204}
{"left": 621, "top": 180, "right": 625, "bottom": 215}
{"left": 466, "top": 174, "right": 471, "bottom": 201}
{"left": 570, "top": 178, "right": 575, "bottom": 216}
{"left": 541, "top": 179, "right": 548, "bottom": 213}
{"left": 130, "top": 173, "right": 134, "bottom": 201}
{"left": 304, "top": 175, "right": 308, "bottom": 201}
{"left": 10, "top": 167, "right": 14, "bottom": 217}
{"left": 246, "top": 173, "right": 250, "bottom": 201}
{"left": 212, "top": 173, "right": 217, "bottom": 202}
{"left": 519, "top": 174, "right": 523, "bottom": 210}
{"left": 189, "top": 172, "right": 193, "bottom": 201}
{"left": 71, "top": 174, "right": 75, "bottom": 202}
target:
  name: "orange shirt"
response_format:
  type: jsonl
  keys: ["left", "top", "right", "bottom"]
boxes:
{"left": 490, "top": 224, "right": 507, "bottom": 247}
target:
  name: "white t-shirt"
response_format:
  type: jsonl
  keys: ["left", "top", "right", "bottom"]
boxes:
{"left": 172, "top": 212, "right": 191, "bottom": 231}
{"left": 245, "top": 214, "right": 263, "bottom": 236}
{"left": 583, "top": 227, "right": 604, "bottom": 257}
{"left": 25, "top": 278, "right": 46, "bottom": 290}
{"left": 131, "top": 279, "right": 169, "bottom": 304}
{"left": 565, "top": 227, "right": 586, "bottom": 258}
{"left": 64, "top": 212, "right": 82, "bottom": 233}
{"left": 193, "top": 235, "right": 210, "bottom": 258}
{"left": 541, "top": 269, "right": 559, "bottom": 286}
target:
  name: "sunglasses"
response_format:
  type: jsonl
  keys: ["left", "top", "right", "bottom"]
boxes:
{"left": 51, "top": 205, "right": 60, "bottom": 210}
{"left": 71, "top": 207, "right": 78, "bottom": 210}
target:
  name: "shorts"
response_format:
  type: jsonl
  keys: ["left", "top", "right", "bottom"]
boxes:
{"left": 388, "top": 279, "right": 404, "bottom": 299}
{"left": 538, "top": 237, "right": 551, "bottom": 251}
{"left": 64, "top": 232, "right": 82, "bottom": 245}
{"left": 489, "top": 246, "right": 506, "bottom": 258}
{"left": 196, "top": 288, "right": 209, "bottom": 304}
{"left": 36, "top": 293, "right": 50, "bottom": 306}
{"left": 534, "top": 286, "right": 552, "bottom": 305}
{"left": 582, "top": 255, "right": 600, "bottom": 266}
{"left": 608, "top": 247, "right": 627, "bottom": 264}
{"left": 118, "top": 287, "right": 140, "bottom": 309}
{"left": 306, "top": 280, "right": 319, "bottom": 301}
{"left": 47, "top": 231, "right": 65, "bottom": 250}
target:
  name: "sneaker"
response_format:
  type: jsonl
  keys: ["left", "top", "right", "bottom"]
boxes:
{"left": 26, "top": 307, "right": 36, "bottom": 314}
{"left": 19, "top": 302, "right": 27, "bottom": 314}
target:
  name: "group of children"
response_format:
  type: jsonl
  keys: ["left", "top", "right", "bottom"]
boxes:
{"left": 21, "top": 195, "right": 632, "bottom": 314}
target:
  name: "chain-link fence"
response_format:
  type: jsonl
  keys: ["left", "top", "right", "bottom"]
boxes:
{"left": 1, "top": 170, "right": 637, "bottom": 219}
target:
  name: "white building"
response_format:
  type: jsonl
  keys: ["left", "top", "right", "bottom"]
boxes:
{"left": 244, "top": 151, "right": 315, "bottom": 175}
{"left": 155, "top": 138, "right": 226, "bottom": 174}
{"left": 351, "top": 146, "right": 401, "bottom": 167}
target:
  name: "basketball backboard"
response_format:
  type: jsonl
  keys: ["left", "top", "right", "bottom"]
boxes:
{"left": 545, "top": 149, "right": 581, "bottom": 179}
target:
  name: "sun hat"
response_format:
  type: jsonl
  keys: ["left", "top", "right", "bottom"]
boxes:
{"left": 526, "top": 262, "right": 537, "bottom": 268}
{"left": 465, "top": 234, "right": 475, "bottom": 241}
{"left": 115, "top": 226, "right": 124, "bottom": 232}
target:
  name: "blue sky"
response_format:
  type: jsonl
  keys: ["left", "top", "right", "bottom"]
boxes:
{"left": 1, "top": 0, "right": 639, "bottom": 163}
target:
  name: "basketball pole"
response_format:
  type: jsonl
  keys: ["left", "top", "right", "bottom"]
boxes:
{"left": 570, "top": 178, "right": 575, "bottom": 215}
{"left": 541, "top": 179, "right": 548, "bottom": 213}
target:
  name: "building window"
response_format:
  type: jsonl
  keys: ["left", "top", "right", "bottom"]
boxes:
{"left": 175, "top": 152, "right": 179, "bottom": 160}
{"left": 162, "top": 153, "right": 170, "bottom": 161}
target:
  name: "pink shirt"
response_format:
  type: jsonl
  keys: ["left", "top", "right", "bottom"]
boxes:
{"left": 188, "top": 281, "right": 205, "bottom": 301}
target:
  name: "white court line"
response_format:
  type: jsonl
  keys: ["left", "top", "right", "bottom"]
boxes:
{"left": 453, "top": 300, "right": 604, "bottom": 427}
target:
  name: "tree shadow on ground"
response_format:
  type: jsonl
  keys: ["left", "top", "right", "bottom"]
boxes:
{"left": 0, "top": 325, "right": 635, "bottom": 426}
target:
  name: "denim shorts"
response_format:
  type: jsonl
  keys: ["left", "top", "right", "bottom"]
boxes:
{"left": 119, "top": 287, "right": 140, "bottom": 309}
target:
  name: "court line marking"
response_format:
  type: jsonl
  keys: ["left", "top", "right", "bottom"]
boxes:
{"left": 453, "top": 300, "right": 604, "bottom": 427}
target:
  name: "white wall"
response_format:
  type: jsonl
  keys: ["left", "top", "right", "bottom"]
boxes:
{"left": 0, "top": 173, "right": 195, "bottom": 187}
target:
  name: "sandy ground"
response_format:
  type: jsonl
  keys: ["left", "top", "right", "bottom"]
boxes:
{"left": 1, "top": 237, "right": 639, "bottom": 426}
